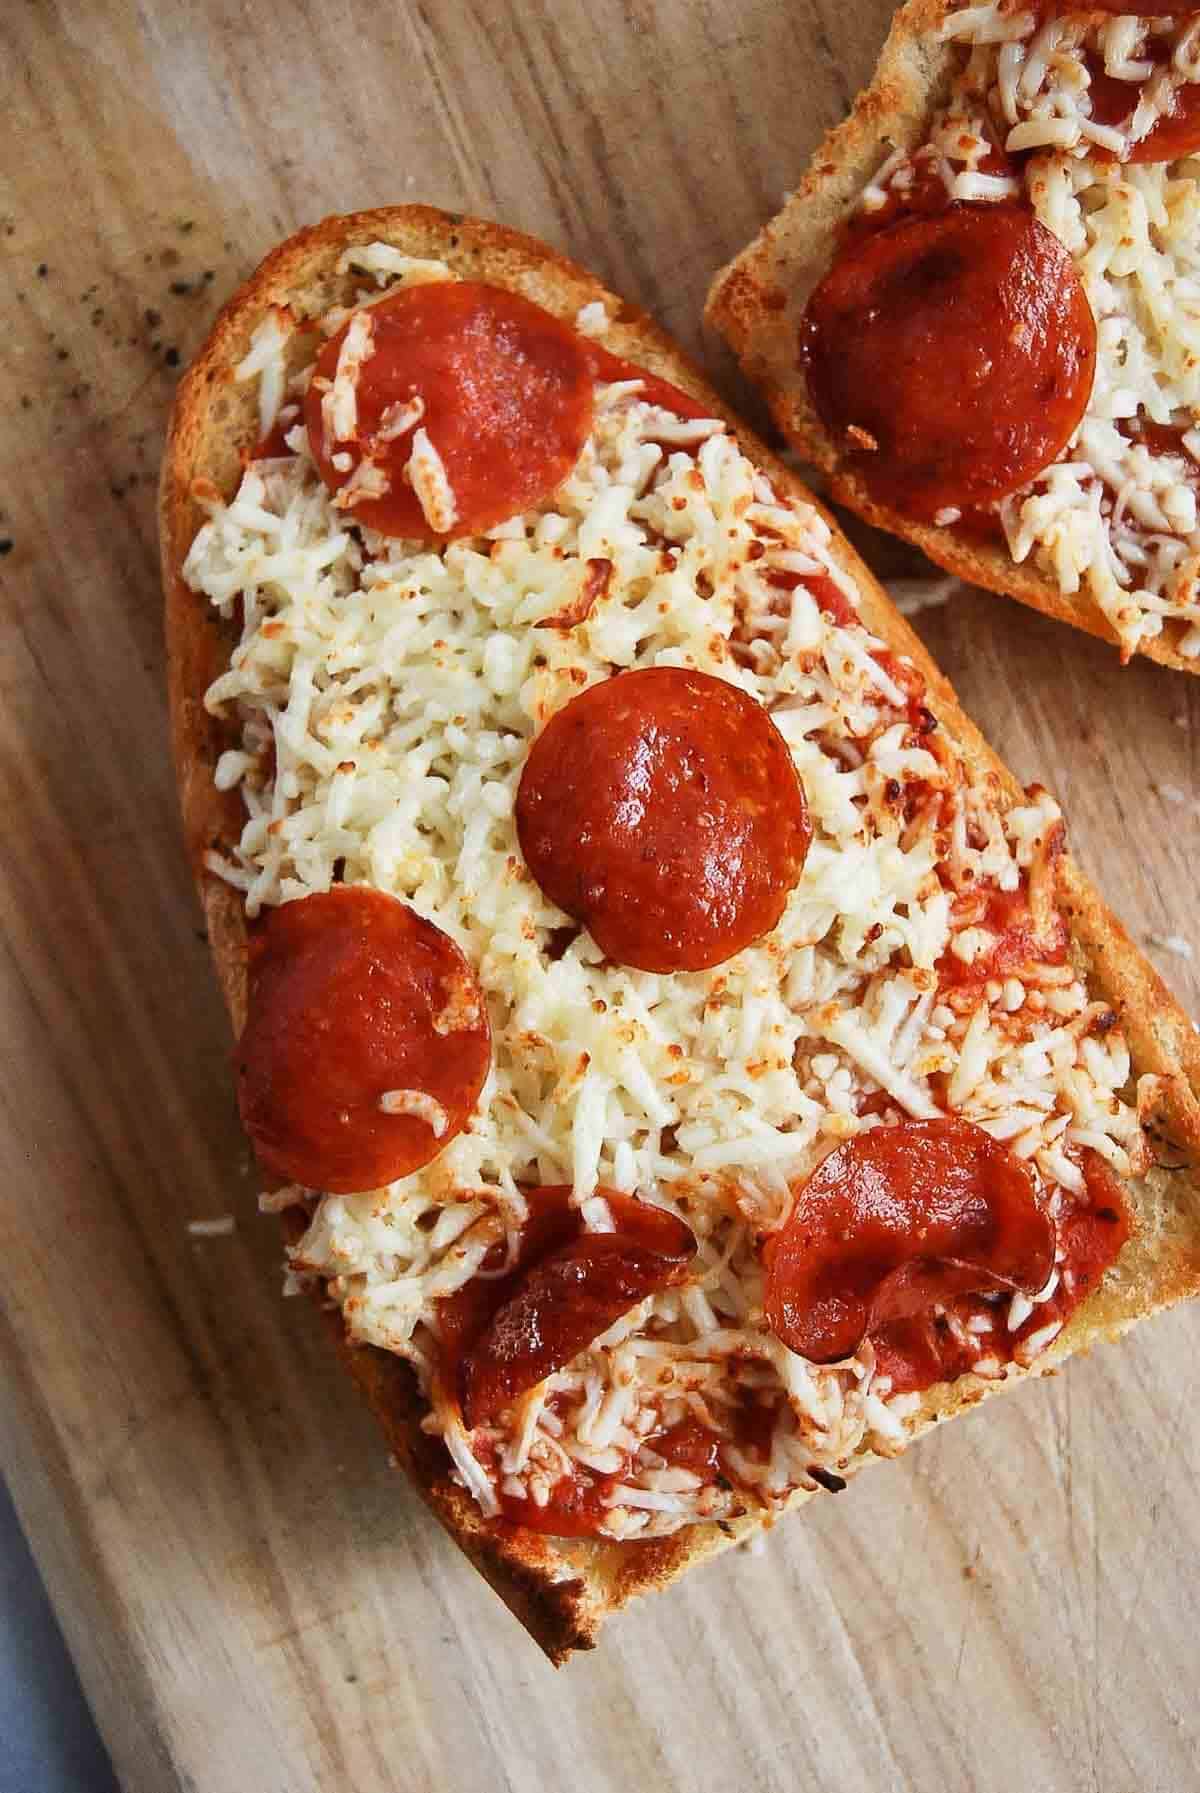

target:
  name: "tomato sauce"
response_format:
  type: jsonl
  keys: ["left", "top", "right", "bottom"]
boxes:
{"left": 764, "top": 568, "right": 859, "bottom": 630}
{"left": 1084, "top": 51, "right": 1200, "bottom": 166}
{"left": 493, "top": 1401, "right": 776, "bottom": 1536}
{"left": 841, "top": 157, "right": 954, "bottom": 244}
{"left": 938, "top": 876, "right": 1069, "bottom": 990}
{"left": 498, "top": 1468, "right": 624, "bottom": 1537}
{"left": 253, "top": 413, "right": 295, "bottom": 459}
{"left": 841, "top": 142, "right": 1013, "bottom": 247}
{"left": 654, "top": 1416, "right": 724, "bottom": 1479}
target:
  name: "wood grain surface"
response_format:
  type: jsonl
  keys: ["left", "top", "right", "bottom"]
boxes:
{"left": 1, "top": 3, "right": 1198, "bottom": 1790}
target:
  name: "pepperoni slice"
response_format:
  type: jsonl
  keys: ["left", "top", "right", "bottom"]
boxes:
{"left": 1085, "top": 54, "right": 1200, "bottom": 164}
{"left": 1057, "top": 1151, "right": 1132, "bottom": 1302}
{"left": 305, "top": 282, "right": 595, "bottom": 540}
{"left": 801, "top": 204, "right": 1097, "bottom": 519}
{"left": 515, "top": 667, "right": 812, "bottom": 974}
{"left": 235, "top": 887, "right": 491, "bottom": 1194}
{"left": 763, "top": 1118, "right": 1055, "bottom": 1364}
{"left": 442, "top": 1187, "right": 696, "bottom": 1428}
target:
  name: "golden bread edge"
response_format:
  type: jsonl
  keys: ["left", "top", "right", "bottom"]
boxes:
{"left": 160, "top": 205, "right": 1200, "bottom": 1663}
{"left": 704, "top": 0, "right": 1199, "bottom": 675}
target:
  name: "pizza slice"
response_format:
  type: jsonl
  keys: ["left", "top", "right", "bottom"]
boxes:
{"left": 161, "top": 207, "right": 1200, "bottom": 1661}
{"left": 707, "top": 0, "right": 1200, "bottom": 671}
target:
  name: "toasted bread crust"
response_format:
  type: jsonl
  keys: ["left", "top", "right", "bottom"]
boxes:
{"left": 162, "top": 206, "right": 1200, "bottom": 1662}
{"left": 705, "top": 0, "right": 1199, "bottom": 675}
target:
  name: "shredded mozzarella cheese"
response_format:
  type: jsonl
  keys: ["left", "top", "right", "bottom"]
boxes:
{"left": 322, "top": 309, "right": 375, "bottom": 447}
{"left": 183, "top": 244, "right": 1146, "bottom": 1538}
{"left": 406, "top": 426, "right": 458, "bottom": 533}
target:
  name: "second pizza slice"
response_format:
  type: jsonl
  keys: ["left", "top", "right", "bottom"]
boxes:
{"left": 708, "top": 0, "right": 1200, "bottom": 674}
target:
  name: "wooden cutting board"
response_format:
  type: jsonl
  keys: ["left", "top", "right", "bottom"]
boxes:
{"left": 1, "top": 3, "right": 1198, "bottom": 1789}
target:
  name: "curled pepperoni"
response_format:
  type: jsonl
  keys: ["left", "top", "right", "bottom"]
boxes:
{"left": 870, "top": 1148, "right": 1132, "bottom": 1396}
{"left": 305, "top": 282, "right": 594, "bottom": 540}
{"left": 1085, "top": 54, "right": 1200, "bottom": 164}
{"left": 235, "top": 887, "right": 491, "bottom": 1194}
{"left": 801, "top": 204, "right": 1097, "bottom": 519}
{"left": 442, "top": 1187, "right": 696, "bottom": 1428}
{"left": 763, "top": 1118, "right": 1055, "bottom": 1364}
{"left": 515, "top": 668, "right": 812, "bottom": 974}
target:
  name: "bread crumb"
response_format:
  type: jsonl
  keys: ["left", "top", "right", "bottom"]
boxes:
{"left": 187, "top": 1215, "right": 236, "bottom": 1237}
{"left": 892, "top": 576, "right": 959, "bottom": 617}
{"left": 1147, "top": 933, "right": 1194, "bottom": 961}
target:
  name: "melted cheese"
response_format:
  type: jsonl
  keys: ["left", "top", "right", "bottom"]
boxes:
{"left": 183, "top": 247, "right": 1147, "bottom": 1538}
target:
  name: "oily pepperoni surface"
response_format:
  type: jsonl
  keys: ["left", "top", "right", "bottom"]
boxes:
{"left": 305, "top": 282, "right": 595, "bottom": 540}
{"left": 236, "top": 886, "right": 491, "bottom": 1194}
{"left": 801, "top": 204, "right": 1097, "bottom": 519}
{"left": 515, "top": 667, "right": 812, "bottom": 974}
{"left": 764, "top": 1118, "right": 1056, "bottom": 1364}
{"left": 442, "top": 1187, "right": 696, "bottom": 1428}
{"left": 1085, "top": 54, "right": 1200, "bottom": 164}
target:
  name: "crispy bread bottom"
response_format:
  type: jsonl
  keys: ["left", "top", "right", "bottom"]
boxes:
{"left": 705, "top": 0, "right": 1199, "bottom": 675}
{"left": 162, "top": 206, "right": 1200, "bottom": 1661}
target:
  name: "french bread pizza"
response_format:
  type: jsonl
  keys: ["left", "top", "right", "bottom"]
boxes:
{"left": 708, "top": 1, "right": 1200, "bottom": 672}
{"left": 161, "top": 206, "right": 1200, "bottom": 1662}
